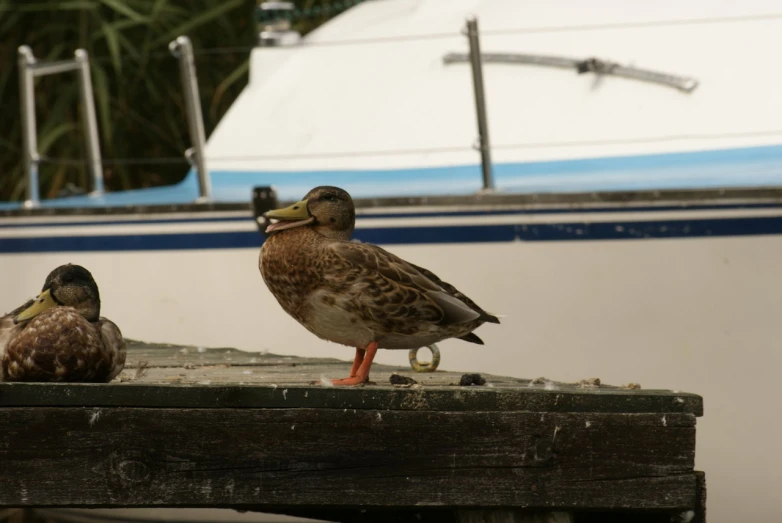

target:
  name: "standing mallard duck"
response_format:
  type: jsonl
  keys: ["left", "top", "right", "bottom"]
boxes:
{"left": 259, "top": 186, "right": 500, "bottom": 386}
{"left": 0, "top": 264, "right": 126, "bottom": 382}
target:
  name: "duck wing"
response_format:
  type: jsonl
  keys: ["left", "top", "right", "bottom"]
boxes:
{"left": 0, "top": 315, "right": 14, "bottom": 362}
{"left": 407, "top": 262, "right": 500, "bottom": 324}
{"left": 0, "top": 298, "right": 34, "bottom": 360}
{"left": 327, "top": 241, "right": 484, "bottom": 326}
{"left": 96, "top": 317, "right": 127, "bottom": 382}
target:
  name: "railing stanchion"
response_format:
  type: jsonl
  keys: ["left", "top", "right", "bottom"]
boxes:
{"left": 75, "top": 49, "right": 104, "bottom": 196}
{"left": 17, "top": 45, "right": 105, "bottom": 207}
{"left": 466, "top": 17, "right": 494, "bottom": 192}
{"left": 170, "top": 35, "right": 212, "bottom": 203}
{"left": 18, "top": 46, "right": 40, "bottom": 208}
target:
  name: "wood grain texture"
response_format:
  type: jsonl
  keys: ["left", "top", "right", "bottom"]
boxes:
{"left": 257, "top": 509, "right": 690, "bottom": 523}
{"left": 456, "top": 510, "right": 574, "bottom": 523}
{"left": 0, "top": 407, "right": 696, "bottom": 510}
{"left": 694, "top": 471, "right": 707, "bottom": 523}
{"left": 0, "top": 343, "right": 703, "bottom": 415}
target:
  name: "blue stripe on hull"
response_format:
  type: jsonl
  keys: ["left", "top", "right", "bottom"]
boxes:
{"left": 3, "top": 216, "right": 782, "bottom": 253}
{"left": 2, "top": 143, "right": 782, "bottom": 210}
{"left": 3, "top": 202, "right": 782, "bottom": 230}
{"left": 0, "top": 216, "right": 252, "bottom": 229}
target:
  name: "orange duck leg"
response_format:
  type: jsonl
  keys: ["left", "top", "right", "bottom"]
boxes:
{"left": 332, "top": 342, "right": 378, "bottom": 386}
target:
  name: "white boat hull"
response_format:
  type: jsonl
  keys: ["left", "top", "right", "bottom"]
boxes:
{"left": 3, "top": 196, "right": 782, "bottom": 523}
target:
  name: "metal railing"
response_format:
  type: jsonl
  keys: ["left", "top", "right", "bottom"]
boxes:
{"left": 17, "top": 38, "right": 214, "bottom": 206}
{"left": 446, "top": 17, "right": 702, "bottom": 195}
{"left": 443, "top": 51, "right": 699, "bottom": 93}
{"left": 464, "top": 18, "right": 495, "bottom": 192}
{"left": 169, "top": 36, "right": 212, "bottom": 203}
{"left": 18, "top": 46, "right": 104, "bottom": 208}
{"left": 17, "top": 15, "right": 704, "bottom": 204}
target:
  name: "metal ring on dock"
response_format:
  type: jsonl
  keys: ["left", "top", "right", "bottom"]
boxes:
{"left": 408, "top": 344, "right": 441, "bottom": 372}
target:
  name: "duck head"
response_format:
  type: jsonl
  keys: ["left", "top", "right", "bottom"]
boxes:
{"left": 14, "top": 264, "right": 101, "bottom": 324}
{"left": 264, "top": 186, "right": 355, "bottom": 240}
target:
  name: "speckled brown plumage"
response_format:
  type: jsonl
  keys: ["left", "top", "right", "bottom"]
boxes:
{"left": 259, "top": 186, "right": 500, "bottom": 354}
{"left": 0, "top": 298, "right": 31, "bottom": 363}
{"left": 0, "top": 264, "right": 126, "bottom": 383}
{"left": 2, "top": 307, "right": 125, "bottom": 382}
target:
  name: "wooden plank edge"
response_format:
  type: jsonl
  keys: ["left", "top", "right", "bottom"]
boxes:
{"left": 0, "top": 383, "right": 703, "bottom": 415}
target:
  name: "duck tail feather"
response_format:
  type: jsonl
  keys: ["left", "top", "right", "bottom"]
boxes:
{"left": 458, "top": 332, "right": 485, "bottom": 345}
{"left": 482, "top": 312, "right": 502, "bottom": 324}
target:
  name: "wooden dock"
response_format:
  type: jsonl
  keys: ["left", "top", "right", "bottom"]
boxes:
{"left": 0, "top": 341, "right": 705, "bottom": 523}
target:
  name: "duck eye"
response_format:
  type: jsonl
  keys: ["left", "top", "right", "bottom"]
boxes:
{"left": 323, "top": 193, "right": 336, "bottom": 202}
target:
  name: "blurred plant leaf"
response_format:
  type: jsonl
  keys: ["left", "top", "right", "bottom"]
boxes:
{"left": 0, "top": 0, "right": 340, "bottom": 202}
{"left": 0, "top": 2, "right": 98, "bottom": 13}
{"left": 39, "top": 123, "right": 79, "bottom": 154}
{"left": 210, "top": 59, "right": 249, "bottom": 122}
{"left": 90, "top": 62, "right": 113, "bottom": 143}
{"left": 151, "top": 0, "right": 245, "bottom": 46}
{"left": 100, "top": 21, "right": 123, "bottom": 74}
{"left": 98, "top": 0, "right": 148, "bottom": 23}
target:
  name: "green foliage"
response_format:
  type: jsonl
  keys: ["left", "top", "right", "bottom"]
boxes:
{"left": 0, "top": 0, "right": 338, "bottom": 202}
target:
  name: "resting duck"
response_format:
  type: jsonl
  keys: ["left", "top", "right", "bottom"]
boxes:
{"left": 0, "top": 264, "right": 126, "bottom": 382}
{"left": 259, "top": 186, "right": 499, "bottom": 386}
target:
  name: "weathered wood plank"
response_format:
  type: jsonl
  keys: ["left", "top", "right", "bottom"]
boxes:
{"left": 0, "top": 344, "right": 703, "bottom": 415}
{"left": 18, "top": 508, "right": 695, "bottom": 523}
{"left": 0, "top": 408, "right": 696, "bottom": 510}
{"left": 455, "top": 510, "right": 573, "bottom": 523}
{"left": 0, "top": 382, "right": 702, "bottom": 414}
{"left": 694, "top": 470, "right": 707, "bottom": 523}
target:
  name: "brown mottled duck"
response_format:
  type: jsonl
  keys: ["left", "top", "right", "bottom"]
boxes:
{"left": 259, "top": 186, "right": 500, "bottom": 386}
{"left": 0, "top": 264, "right": 126, "bottom": 382}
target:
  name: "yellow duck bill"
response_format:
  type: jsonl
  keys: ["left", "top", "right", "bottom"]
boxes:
{"left": 14, "top": 289, "right": 57, "bottom": 324}
{"left": 264, "top": 199, "right": 315, "bottom": 233}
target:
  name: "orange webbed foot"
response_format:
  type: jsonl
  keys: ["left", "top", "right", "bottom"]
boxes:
{"left": 331, "top": 375, "right": 369, "bottom": 386}
{"left": 331, "top": 342, "right": 378, "bottom": 387}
